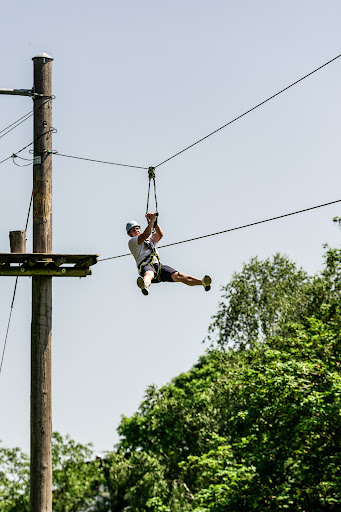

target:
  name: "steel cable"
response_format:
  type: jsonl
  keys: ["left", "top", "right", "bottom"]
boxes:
{"left": 0, "top": 190, "right": 33, "bottom": 378}
{"left": 98, "top": 198, "right": 341, "bottom": 262}
{"left": 155, "top": 53, "right": 341, "bottom": 168}
{"left": 54, "top": 152, "right": 148, "bottom": 170}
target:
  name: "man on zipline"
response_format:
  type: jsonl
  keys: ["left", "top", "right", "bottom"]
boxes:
{"left": 127, "top": 212, "right": 212, "bottom": 296}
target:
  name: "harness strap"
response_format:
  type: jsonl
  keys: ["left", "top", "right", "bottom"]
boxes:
{"left": 138, "top": 243, "right": 161, "bottom": 282}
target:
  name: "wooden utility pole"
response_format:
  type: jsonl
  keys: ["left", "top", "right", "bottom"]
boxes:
{"left": 0, "top": 54, "right": 98, "bottom": 512}
{"left": 9, "top": 231, "right": 26, "bottom": 253}
{"left": 31, "top": 52, "right": 53, "bottom": 512}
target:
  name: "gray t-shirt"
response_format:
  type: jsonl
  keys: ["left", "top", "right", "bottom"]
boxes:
{"left": 128, "top": 235, "right": 159, "bottom": 266}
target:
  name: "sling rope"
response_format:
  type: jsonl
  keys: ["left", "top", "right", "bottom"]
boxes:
{"left": 146, "top": 167, "right": 158, "bottom": 215}
{"left": 143, "top": 166, "right": 161, "bottom": 280}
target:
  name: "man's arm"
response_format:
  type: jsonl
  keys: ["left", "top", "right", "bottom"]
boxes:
{"left": 152, "top": 220, "right": 163, "bottom": 244}
{"left": 137, "top": 213, "right": 157, "bottom": 245}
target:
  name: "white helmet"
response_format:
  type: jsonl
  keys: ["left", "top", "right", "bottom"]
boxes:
{"left": 126, "top": 220, "right": 140, "bottom": 234}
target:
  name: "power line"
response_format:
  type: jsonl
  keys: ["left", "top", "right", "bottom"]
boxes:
{"left": 0, "top": 156, "right": 11, "bottom": 164}
{"left": 1, "top": 143, "right": 33, "bottom": 165}
{"left": 0, "top": 128, "right": 56, "bottom": 166}
{"left": 12, "top": 158, "right": 32, "bottom": 167}
{"left": 54, "top": 152, "right": 148, "bottom": 170}
{"left": 0, "top": 112, "right": 33, "bottom": 139}
{"left": 15, "top": 155, "right": 34, "bottom": 161}
{"left": 0, "top": 110, "right": 32, "bottom": 135}
{"left": 98, "top": 198, "right": 341, "bottom": 262}
{"left": 155, "top": 53, "right": 341, "bottom": 168}
{"left": 0, "top": 97, "right": 54, "bottom": 141}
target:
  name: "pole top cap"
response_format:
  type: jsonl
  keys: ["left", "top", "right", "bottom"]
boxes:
{"left": 32, "top": 52, "right": 53, "bottom": 61}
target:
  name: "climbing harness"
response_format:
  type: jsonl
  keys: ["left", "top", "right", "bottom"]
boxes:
{"left": 146, "top": 167, "right": 159, "bottom": 227}
{"left": 140, "top": 166, "right": 161, "bottom": 281}
{"left": 138, "top": 241, "right": 161, "bottom": 282}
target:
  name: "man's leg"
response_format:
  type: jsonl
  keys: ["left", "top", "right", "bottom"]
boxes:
{"left": 171, "top": 272, "right": 211, "bottom": 290}
{"left": 143, "top": 270, "right": 155, "bottom": 287}
{"left": 137, "top": 269, "right": 155, "bottom": 296}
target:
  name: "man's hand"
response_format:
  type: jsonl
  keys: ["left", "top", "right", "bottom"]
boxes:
{"left": 137, "top": 212, "right": 158, "bottom": 245}
{"left": 146, "top": 212, "right": 157, "bottom": 223}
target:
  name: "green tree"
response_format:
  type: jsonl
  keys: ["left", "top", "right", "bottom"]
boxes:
{"left": 114, "top": 355, "right": 225, "bottom": 511}
{"left": 97, "top": 450, "right": 185, "bottom": 512}
{"left": 180, "top": 435, "right": 256, "bottom": 512}
{"left": 52, "top": 432, "right": 102, "bottom": 512}
{"left": 0, "top": 443, "right": 29, "bottom": 512}
{"left": 114, "top": 317, "right": 341, "bottom": 510}
{"left": 207, "top": 253, "right": 309, "bottom": 349}
{"left": 182, "top": 319, "right": 341, "bottom": 511}
{"left": 0, "top": 433, "right": 101, "bottom": 512}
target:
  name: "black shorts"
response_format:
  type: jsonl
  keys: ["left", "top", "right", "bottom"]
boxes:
{"left": 140, "top": 263, "right": 177, "bottom": 283}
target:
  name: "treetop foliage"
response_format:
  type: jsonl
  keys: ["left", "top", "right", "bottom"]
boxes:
{"left": 207, "top": 253, "right": 310, "bottom": 349}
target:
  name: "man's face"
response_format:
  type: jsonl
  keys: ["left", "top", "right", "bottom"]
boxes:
{"left": 128, "top": 225, "right": 141, "bottom": 237}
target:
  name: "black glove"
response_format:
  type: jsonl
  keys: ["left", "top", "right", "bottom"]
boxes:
{"left": 153, "top": 213, "right": 159, "bottom": 228}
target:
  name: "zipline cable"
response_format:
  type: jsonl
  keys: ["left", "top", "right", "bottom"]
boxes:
{"left": 45, "top": 54, "right": 341, "bottom": 172}
{"left": 0, "top": 191, "right": 33, "bottom": 378}
{"left": 98, "top": 198, "right": 341, "bottom": 262}
{"left": 54, "top": 152, "right": 148, "bottom": 170}
{"left": 155, "top": 53, "right": 341, "bottom": 168}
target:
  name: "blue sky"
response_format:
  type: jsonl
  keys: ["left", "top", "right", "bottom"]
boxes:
{"left": 1, "top": 1, "right": 341, "bottom": 454}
